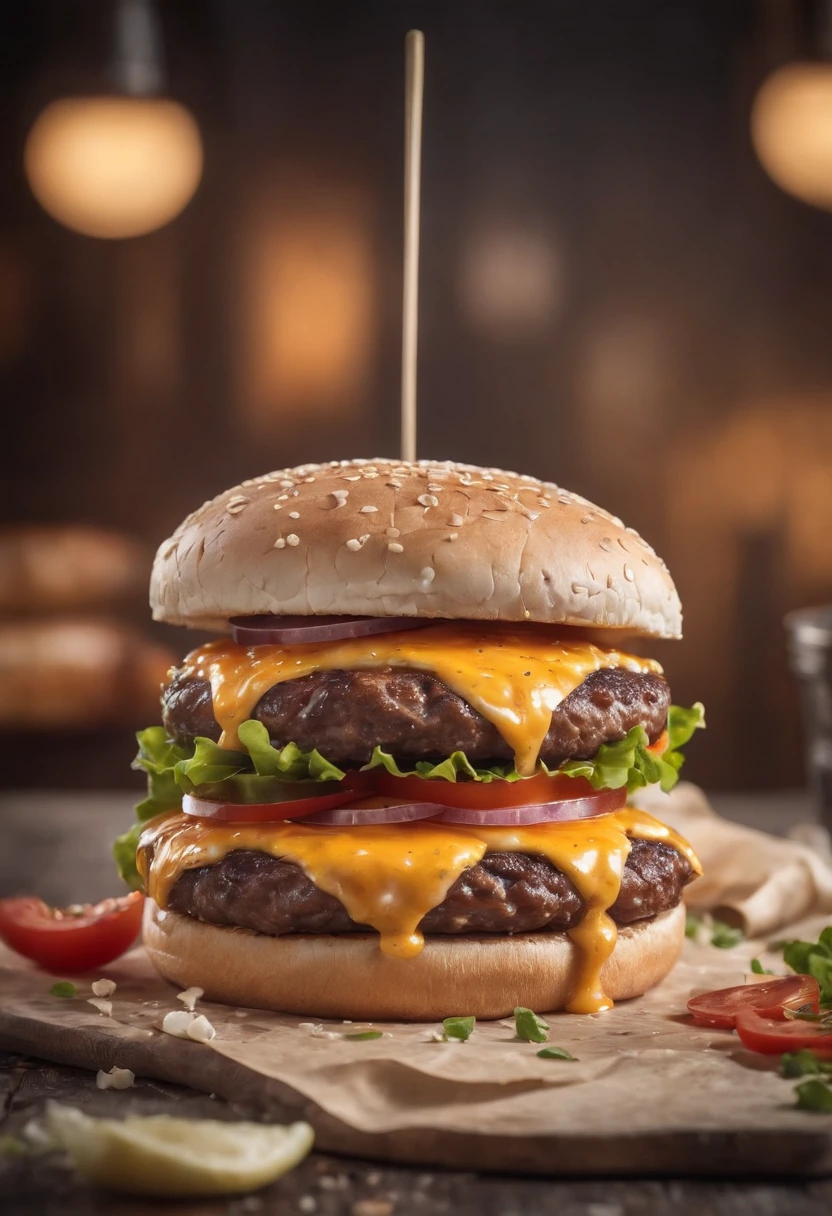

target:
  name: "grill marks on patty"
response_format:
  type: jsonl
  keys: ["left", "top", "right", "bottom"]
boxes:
{"left": 166, "top": 839, "right": 693, "bottom": 938}
{"left": 162, "top": 665, "right": 670, "bottom": 768}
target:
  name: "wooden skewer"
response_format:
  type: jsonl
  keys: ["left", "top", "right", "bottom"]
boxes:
{"left": 401, "top": 29, "right": 424, "bottom": 464}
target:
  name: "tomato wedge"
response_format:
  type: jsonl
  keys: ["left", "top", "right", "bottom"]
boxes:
{"left": 181, "top": 790, "right": 356, "bottom": 822}
{"left": 0, "top": 893, "right": 144, "bottom": 973}
{"left": 735, "top": 1008, "right": 832, "bottom": 1055}
{"left": 372, "top": 771, "right": 603, "bottom": 810}
{"left": 687, "top": 976, "right": 820, "bottom": 1029}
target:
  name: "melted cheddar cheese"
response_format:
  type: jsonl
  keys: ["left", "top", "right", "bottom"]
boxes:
{"left": 179, "top": 624, "right": 661, "bottom": 775}
{"left": 138, "top": 808, "right": 700, "bottom": 1014}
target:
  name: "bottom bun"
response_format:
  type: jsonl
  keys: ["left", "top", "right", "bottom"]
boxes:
{"left": 143, "top": 900, "right": 686, "bottom": 1021}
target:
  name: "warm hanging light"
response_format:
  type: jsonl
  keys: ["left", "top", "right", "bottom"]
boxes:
{"left": 752, "top": 61, "right": 832, "bottom": 211}
{"left": 24, "top": 0, "right": 203, "bottom": 238}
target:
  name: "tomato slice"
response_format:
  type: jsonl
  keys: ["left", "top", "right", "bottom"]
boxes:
{"left": 687, "top": 976, "right": 820, "bottom": 1029}
{"left": 647, "top": 730, "right": 668, "bottom": 755}
{"left": 735, "top": 1008, "right": 832, "bottom": 1055}
{"left": 371, "top": 770, "right": 601, "bottom": 810}
{"left": 181, "top": 790, "right": 356, "bottom": 822}
{"left": 0, "top": 893, "right": 144, "bottom": 973}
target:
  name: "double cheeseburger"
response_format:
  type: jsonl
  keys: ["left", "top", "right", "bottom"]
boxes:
{"left": 118, "top": 459, "right": 703, "bottom": 1021}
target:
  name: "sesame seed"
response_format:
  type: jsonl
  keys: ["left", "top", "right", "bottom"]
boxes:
{"left": 607, "top": 574, "right": 614, "bottom": 588}
{"left": 571, "top": 583, "right": 588, "bottom": 595}
{"left": 387, "top": 542, "right": 404, "bottom": 553}
{"left": 274, "top": 538, "right": 286, "bottom": 549}
{"left": 599, "top": 537, "right": 613, "bottom": 552}
{"left": 286, "top": 534, "right": 300, "bottom": 547}
{"left": 273, "top": 503, "right": 282, "bottom": 510}
{"left": 359, "top": 505, "right": 378, "bottom": 513}
{"left": 417, "top": 494, "right": 439, "bottom": 508}
{"left": 557, "top": 496, "right": 572, "bottom": 506}
{"left": 387, "top": 479, "right": 403, "bottom": 488}
{"left": 363, "top": 471, "right": 379, "bottom": 479}
{"left": 280, "top": 479, "right": 295, "bottom": 488}
{"left": 386, "top": 527, "right": 401, "bottom": 537}
{"left": 359, "top": 533, "right": 370, "bottom": 543}
{"left": 447, "top": 533, "right": 458, "bottom": 542}
{"left": 581, "top": 514, "right": 595, "bottom": 524}
{"left": 427, "top": 483, "right": 443, "bottom": 492}
{"left": 420, "top": 567, "right": 435, "bottom": 583}
{"left": 227, "top": 503, "right": 247, "bottom": 514}
{"left": 618, "top": 538, "right": 629, "bottom": 552}
{"left": 288, "top": 511, "right": 300, "bottom": 519}
{"left": 344, "top": 475, "right": 362, "bottom": 481}
{"left": 624, "top": 564, "right": 635, "bottom": 581}
{"left": 277, "top": 494, "right": 289, "bottom": 501}
{"left": 450, "top": 513, "right": 464, "bottom": 527}
{"left": 331, "top": 490, "right": 348, "bottom": 508}
{"left": 538, "top": 499, "right": 550, "bottom": 508}
{"left": 303, "top": 476, "right": 316, "bottom": 483}
{"left": 346, "top": 539, "right": 362, "bottom": 552}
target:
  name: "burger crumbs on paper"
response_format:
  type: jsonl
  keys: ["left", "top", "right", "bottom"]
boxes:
{"left": 114, "top": 458, "right": 704, "bottom": 1023}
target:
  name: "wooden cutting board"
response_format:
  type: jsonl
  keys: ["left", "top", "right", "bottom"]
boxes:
{"left": 3, "top": 940, "right": 832, "bottom": 1176}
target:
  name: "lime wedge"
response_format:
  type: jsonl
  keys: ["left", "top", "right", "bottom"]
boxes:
{"left": 45, "top": 1103, "right": 314, "bottom": 1197}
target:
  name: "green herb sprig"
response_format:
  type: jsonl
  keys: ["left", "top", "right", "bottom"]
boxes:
{"left": 536, "top": 1046, "right": 576, "bottom": 1061}
{"left": 514, "top": 1007, "right": 549, "bottom": 1043}
{"left": 443, "top": 1016, "right": 475, "bottom": 1042}
{"left": 49, "top": 982, "right": 77, "bottom": 998}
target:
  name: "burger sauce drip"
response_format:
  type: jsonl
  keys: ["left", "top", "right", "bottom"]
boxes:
{"left": 138, "top": 807, "right": 700, "bottom": 1013}
{"left": 179, "top": 623, "right": 662, "bottom": 776}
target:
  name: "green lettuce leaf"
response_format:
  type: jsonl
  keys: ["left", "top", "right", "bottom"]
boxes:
{"left": 560, "top": 702, "right": 705, "bottom": 794}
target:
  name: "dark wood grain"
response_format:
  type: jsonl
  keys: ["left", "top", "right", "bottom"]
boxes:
{"left": 3, "top": 1051, "right": 832, "bottom": 1216}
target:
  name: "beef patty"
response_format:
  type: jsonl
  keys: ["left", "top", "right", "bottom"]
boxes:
{"left": 162, "top": 666, "right": 670, "bottom": 769}
{"left": 165, "top": 838, "right": 692, "bottom": 938}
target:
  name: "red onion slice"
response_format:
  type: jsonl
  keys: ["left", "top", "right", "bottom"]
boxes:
{"left": 431, "top": 787, "right": 625, "bottom": 826}
{"left": 182, "top": 791, "right": 355, "bottom": 822}
{"left": 230, "top": 615, "right": 434, "bottom": 646}
{"left": 301, "top": 798, "right": 444, "bottom": 826}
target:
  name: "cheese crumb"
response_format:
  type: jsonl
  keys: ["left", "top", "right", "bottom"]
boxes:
{"left": 96, "top": 1066, "right": 135, "bottom": 1091}
{"left": 87, "top": 997, "right": 113, "bottom": 1017}
{"left": 91, "top": 978, "right": 116, "bottom": 998}
{"left": 176, "top": 986, "right": 204, "bottom": 1012}
{"left": 161, "top": 1010, "right": 216, "bottom": 1042}
{"left": 187, "top": 1014, "right": 217, "bottom": 1043}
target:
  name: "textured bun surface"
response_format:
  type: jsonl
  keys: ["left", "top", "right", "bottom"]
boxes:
{"left": 151, "top": 460, "right": 681, "bottom": 638}
{"left": 143, "top": 901, "right": 685, "bottom": 1021}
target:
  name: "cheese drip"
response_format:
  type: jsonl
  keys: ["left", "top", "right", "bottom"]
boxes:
{"left": 138, "top": 808, "right": 700, "bottom": 1014}
{"left": 179, "top": 624, "right": 662, "bottom": 775}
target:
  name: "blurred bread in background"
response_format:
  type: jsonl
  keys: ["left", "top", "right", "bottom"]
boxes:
{"left": 0, "top": 525, "right": 145, "bottom": 615}
{"left": 0, "top": 525, "right": 174, "bottom": 742}
{"left": 0, "top": 619, "right": 172, "bottom": 728}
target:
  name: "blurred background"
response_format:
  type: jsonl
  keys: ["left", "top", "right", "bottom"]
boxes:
{"left": 2, "top": 0, "right": 832, "bottom": 794}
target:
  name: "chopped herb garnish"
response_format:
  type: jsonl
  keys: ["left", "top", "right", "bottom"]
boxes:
{"left": 781, "top": 1050, "right": 832, "bottom": 1078}
{"left": 536, "top": 1046, "right": 575, "bottom": 1061}
{"left": 49, "top": 981, "right": 77, "bottom": 998}
{"left": 514, "top": 1007, "right": 550, "bottom": 1043}
{"left": 750, "top": 958, "right": 773, "bottom": 975}
{"left": 443, "top": 1016, "right": 475, "bottom": 1042}
{"left": 343, "top": 1031, "right": 384, "bottom": 1041}
{"left": 684, "top": 913, "right": 744, "bottom": 949}
{"left": 0, "top": 1135, "right": 26, "bottom": 1157}
{"left": 710, "top": 922, "right": 744, "bottom": 950}
{"left": 795, "top": 1078, "right": 832, "bottom": 1112}
{"left": 780, "top": 927, "right": 832, "bottom": 1007}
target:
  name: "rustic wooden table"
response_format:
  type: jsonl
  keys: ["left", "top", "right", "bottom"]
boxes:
{"left": 2, "top": 789, "right": 831, "bottom": 1215}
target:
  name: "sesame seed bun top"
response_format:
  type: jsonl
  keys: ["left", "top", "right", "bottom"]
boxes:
{"left": 150, "top": 459, "right": 682, "bottom": 638}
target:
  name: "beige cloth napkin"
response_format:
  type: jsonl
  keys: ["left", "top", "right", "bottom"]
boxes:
{"left": 638, "top": 782, "right": 832, "bottom": 936}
